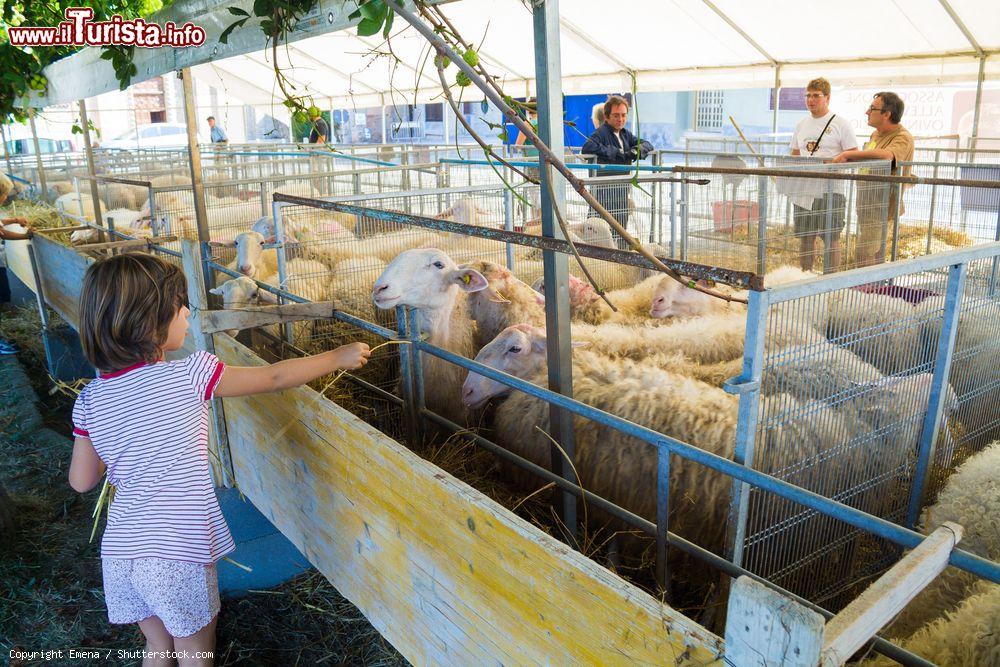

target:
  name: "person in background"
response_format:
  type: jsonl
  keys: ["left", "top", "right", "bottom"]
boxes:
{"left": 833, "top": 92, "right": 915, "bottom": 267}
{"left": 581, "top": 95, "right": 654, "bottom": 249}
{"left": 789, "top": 77, "right": 858, "bottom": 273}
{"left": 0, "top": 173, "right": 32, "bottom": 354}
{"left": 206, "top": 116, "right": 228, "bottom": 144}
{"left": 308, "top": 110, "right": 330, "bottom": 144}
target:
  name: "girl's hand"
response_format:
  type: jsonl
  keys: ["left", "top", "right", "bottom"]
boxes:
{"left": 331, "top": 342, "right": 371, "bottom": 370}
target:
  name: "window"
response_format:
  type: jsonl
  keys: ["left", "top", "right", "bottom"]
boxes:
{"left": 695, "top": 90, "right": 724, "bottom": 131}
{"left": 149, "top": 110, "right": 166, "bottom": 123}
{"left": 425, "top": 103, "right": 443, "bottom": 122}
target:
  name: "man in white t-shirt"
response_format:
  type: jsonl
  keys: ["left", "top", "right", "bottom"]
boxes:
{"left": 789, "top": 77, "right": 858, "bottom": 272}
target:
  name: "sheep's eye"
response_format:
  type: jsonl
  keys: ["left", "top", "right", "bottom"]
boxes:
{"left": 432, "top": 261, "right": 445, "bottom": 269}
{"left": 259, "top": 241, "right": 265, "bottom": 246}
{"left": 507, "top": 345, "right": 521, "bottom": 354}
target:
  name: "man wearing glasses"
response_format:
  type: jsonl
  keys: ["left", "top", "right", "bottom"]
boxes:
{"left": 833, "top": 92, "right": 914, "bottom": 266}
{"left": 789, "top": 78, "right": 858, "bottom": 272}
{"left": 582, "top": 95, "right": 654, "bottom": 249}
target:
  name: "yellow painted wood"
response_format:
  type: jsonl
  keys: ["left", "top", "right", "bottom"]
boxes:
{"left": 5, "top": 239, "right": 36, "bottom": 294}
{"left": 214, "top": 334, "right": 724, "bottom": 666}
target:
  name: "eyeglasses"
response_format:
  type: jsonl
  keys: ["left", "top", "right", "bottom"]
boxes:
{"left": 867, "top": 106, "right": 885, "bottom": 113}
{"left": 804, "top": 93, "right": 825, "bottom": 99}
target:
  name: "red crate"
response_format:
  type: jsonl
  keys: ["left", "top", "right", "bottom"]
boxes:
{"left": 712, "top": 200, "right": 759, "bottom": 232}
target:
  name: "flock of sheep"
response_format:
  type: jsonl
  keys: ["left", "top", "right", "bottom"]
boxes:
{"left": 47, "top": 179, "right": 999, "bottom": 660}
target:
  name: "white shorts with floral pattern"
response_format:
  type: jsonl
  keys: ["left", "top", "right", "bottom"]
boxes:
{"left": 102, "top": 557, "right": 220, "bottom": 638}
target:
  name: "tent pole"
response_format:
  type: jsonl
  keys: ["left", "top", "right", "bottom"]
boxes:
{"left": 971, "top": 55, "right": 986, "bottom": 152}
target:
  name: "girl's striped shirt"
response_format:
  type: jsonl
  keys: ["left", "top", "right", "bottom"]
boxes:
{"left": 72, "top": 351, "right": 235, "bottom": 564}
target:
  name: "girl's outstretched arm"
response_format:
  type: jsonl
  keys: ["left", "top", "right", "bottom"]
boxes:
{"left": 69, "top": 437, "right": 106, "bottom": 493}
{"left": 215, "top": 342, "right": 371, "bottom": 398}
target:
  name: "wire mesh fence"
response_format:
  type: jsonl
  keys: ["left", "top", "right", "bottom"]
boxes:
{"left": 741, "top": 246, "right": 1000, "bottom": 608}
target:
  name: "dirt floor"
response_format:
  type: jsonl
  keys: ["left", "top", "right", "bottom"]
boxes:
{"left": 0, "top": 302, "right": 406, "bottom": 667}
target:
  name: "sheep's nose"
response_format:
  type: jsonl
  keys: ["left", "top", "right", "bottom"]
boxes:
{"left": 653, "top": 296, "right": 664, "bottom": 306}
{"left": 373, "top": 283, "right": 389, "bottom": 295}
{"left": 239, "top": 264, "right": 251, "bottom": 273}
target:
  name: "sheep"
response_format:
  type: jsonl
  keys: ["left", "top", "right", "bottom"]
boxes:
{"left": 463, "top": 263, "right": 746, "bottom": 386}
{"left": 649, "top": 274, "right": 744, "bottom": 319}
{"left": 208, "top": 276, "right": 278, "bottom": 337}
{"left": 461, "top": 325, "right": 884, "bottom": 602}
{"left": 70, "top": 207, "right": 148, "bottom": 245}
{"left": 372, "top": 248, "right": 488, "bottom": 424}
{"left": 55, "top": 192, "right": 102, "bottom": 223}
{"left": 762, "top": 341, "right": 884, "bottom": 405}
{"left": 436, "top": 196, "right": 492, "bottom": 226}
{"left": 461, "top": 260, "right": 545, "bottom": 348}
{"left": 866, "top": 580, "right": 1000, "bottom": 667}
{"left": 104, "top": 183, "right": 147, "bottom": 211}
{"left": 883, "top": 441, "right": 1000, "bottom": 638}
{"left": 215, "top": 231, "right": 279, "bottom": 282}
{"left": 825, "top": 289, "right": 923, "bottom": 376}
{"left": 916, "top": 293, "right": 1000, "bottom": 447}
{"left": 532, "top": 273, "right": 670, "bottom": 325}
{"left": 46, "top": 180, "right": 75, "bottom": 197}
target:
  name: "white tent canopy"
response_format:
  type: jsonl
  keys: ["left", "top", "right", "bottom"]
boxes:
{"left": 27, "top": 0, "right": 1000, "bottom": 111}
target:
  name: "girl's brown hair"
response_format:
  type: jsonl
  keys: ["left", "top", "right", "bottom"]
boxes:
{"left": 79, "top": 253, "right": 188, "bottom": 373}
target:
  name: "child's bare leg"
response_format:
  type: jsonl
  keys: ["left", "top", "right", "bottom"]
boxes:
{"left": 174, "top": 615, "right": 217, "bottom": 666}
{"left": 138, "top": 616, "right": 176, "bottom": 667}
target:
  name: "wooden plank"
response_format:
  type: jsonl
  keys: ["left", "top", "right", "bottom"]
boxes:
{"left": 201, "top": 301, "right": 335, "bottom": 334}
{"left": 73, "top": 235, "right": 178, "bottom": 251}
{"left": 213, "top": 334, "right": 724, "bottom": 666}
{"left": 820, "top": 522, "right": 964, "bottom": 666}
{"left": 31, "top": 235, "right": 92, "bottom": 329}
{"left": 725, "top": 576, "right": 824, "bottom": 667}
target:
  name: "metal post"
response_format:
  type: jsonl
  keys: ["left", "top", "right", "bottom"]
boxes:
{"left": 771, "top": 65, "right": 781, "bottom": 134}
{"left": 822, "top": 177, "right": 834, "bottom": 273}
{"left": 503, "top": 186, "right": 515, "bottom": 270}
{"left": 534, "top": 0, "right": 577, "bottom": 542}
{"left": 970, "top": 56, "right": 986, "bottom": 153}
{"left": 396, "top": 305, "right": 420, "bottom": 447}
{"left": 180, "top": 240, "right": 236, "bottom": 488}
{"left": 905, "top": 263, "right": 966, "bottom": 527}
{"left": 669, "top": 180, "right": 678, "bottom": 258}
{"left": 680, "top": 179, "right": 689, "bottom": 261}
{"left": 650, "top": 151, "right": 661, "bottom": 244}
{"left": 380, "top": 104, "right": 387, "bottom": 144}
{"left": 927, "top": 153, "right": 940, "bottom": 254}
{"left": 723, "top": 288, "right": 770, "bottom": 568}
{"left": 407, "top": 307, "right": 426, "bottom": 434}
{"left": 271, "top": 200, "right": 292, "bottom": 344}
{"left": 756, "top": 174, "right": 767, "bottom": 274}
{"left": 78, "top": 100, "right": 105, "bottom": 242}
{"left": 655, "top": 447, "right": 672, "bottom": 596}
{"left": 889, "top": 183, "right": 902, "bottom": 262}
{"left": 28, "top": 109, "right": 48, "bottom": 201}
{"left": 148, "top": 185, "right": 159, "bottom": 237}
{"left": 180, "top": 68, "right": 214, "bottom": 291}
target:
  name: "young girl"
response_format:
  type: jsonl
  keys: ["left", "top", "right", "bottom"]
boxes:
{"left": 68, "top": 253, "right": 370, "bottom": 665}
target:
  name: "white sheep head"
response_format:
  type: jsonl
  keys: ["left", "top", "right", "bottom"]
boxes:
{"left": 567, "top": 218, "right": 615, "bottom": 248}
{"left": 649, "top": 275, "right": 712, "bottom": 318}
{"left": 462, "top": 324, "right": 586, "bottom": 409}
{"left": 208, "top": 276, "right": 277, "bottom": 337}
{"left": 211, "top": 231, "right": 268, "bottom": 278}
{"left": 372, "top": 247, "right": 487, "bottom": 311}
{"left": 251, "top": 216, "right": 275, "bottom": 243}
{"left": 532, "top": 274, "right": 590, "bottom": 308}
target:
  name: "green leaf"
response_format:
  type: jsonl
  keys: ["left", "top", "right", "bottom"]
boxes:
{"left": 359, "top": 0, "right": 385, "bottom": 21}
{"left": 480, "top": 99, "right": 488, "bottom": 113}
{"left": 219, "top": 19, "right": 248, "bottom": 45}
{"left": 382, "top": 8, "right": 394, "bottom": 38}
{"left": 348, "top": 8, "right": 361, "bottom": 20}
{"left": 228, "top": 6, "right": 249, "bottom": 16}
{"left": 356, "top": 15, "right": 382, "bottom": 36}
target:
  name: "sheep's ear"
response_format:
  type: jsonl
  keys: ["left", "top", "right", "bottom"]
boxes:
{"left": 258, "top": 289, "right": 279, "bottom": 304}
{"left": 208, "top": 286, "right": 224, "bottom": 296}
{"left": 452, "top": 268, "right": 488, "bottom": 293}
